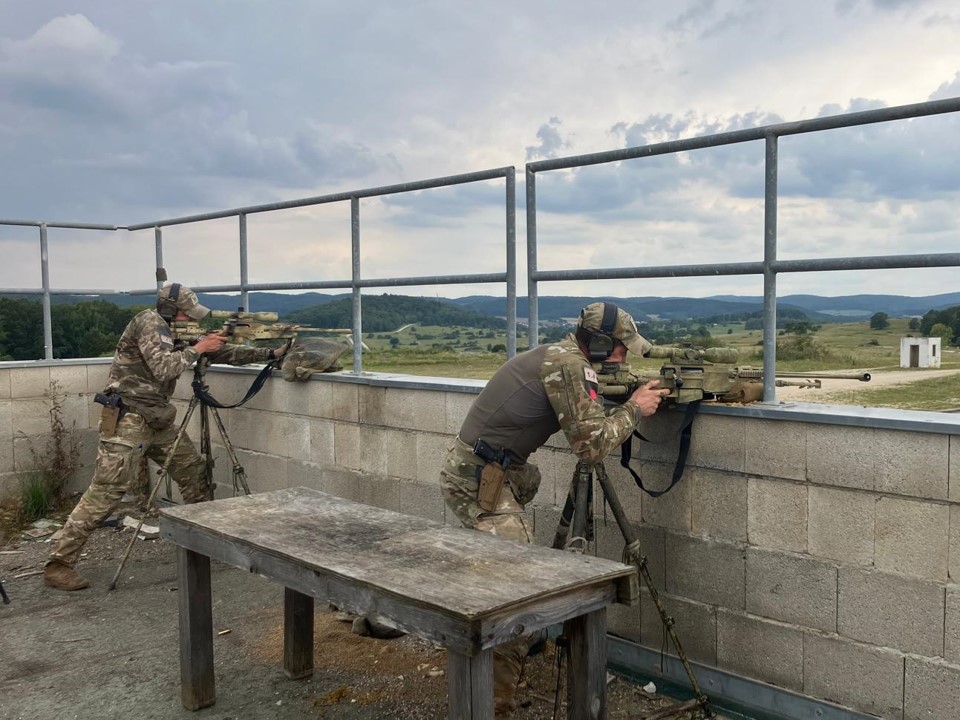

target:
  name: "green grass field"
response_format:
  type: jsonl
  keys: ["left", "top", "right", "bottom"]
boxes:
{"left": 348, "top": 317, "right": 960, "bottom": 411}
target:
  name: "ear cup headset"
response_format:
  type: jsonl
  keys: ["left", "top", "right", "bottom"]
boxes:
{"left": 577, "top": 301, "right": 618, "bottom": 362}
{"left": 157, "top": 282, "right": 182, "bottom": 321}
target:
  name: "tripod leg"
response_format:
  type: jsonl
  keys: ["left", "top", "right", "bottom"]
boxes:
{"left": 567, "top": 461, "right": 592, "bottom": 554}
{"left": 209, "top": 406, "right": 250, "bottom": 496}
{"left": 551, "top": 467, "right": 579, "bottom": 550}
{"left": 594, "top": 462, "right": 713, "bottom": 717}
{"left": 108, "top": 397, "right": 200, "bottom": 592}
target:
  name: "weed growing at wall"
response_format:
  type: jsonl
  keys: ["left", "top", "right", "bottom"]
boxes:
{"left": 15, "top": 380, "right": 82, "bottom": 522}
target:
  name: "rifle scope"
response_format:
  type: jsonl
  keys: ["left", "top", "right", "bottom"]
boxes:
{"left": 645, "top": 346, "right": 740, "bottom": 364}
{"left": 209, "top": 310, "right": 279, "bottom": 322}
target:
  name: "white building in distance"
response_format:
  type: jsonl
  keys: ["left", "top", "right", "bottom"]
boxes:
{"left": 900, "top": 336, "right": 941, "bottom": 368}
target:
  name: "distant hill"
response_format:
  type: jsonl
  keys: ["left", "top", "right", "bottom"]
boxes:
{"left": 286, "top": 294, "right": 506, "bottom": 332}
{"left": 5, "top": 290, "right": 956, "bottom": 324}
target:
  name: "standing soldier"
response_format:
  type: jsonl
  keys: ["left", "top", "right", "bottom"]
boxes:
{"left": 440, "top": 301, "right": 669, "bottom": 715}
{"left": 43, "top": 283, "right": 287, "bottom": 591}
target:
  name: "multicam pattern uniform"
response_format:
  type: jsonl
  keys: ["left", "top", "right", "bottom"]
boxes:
{"left": 439, "top": 336, "right": 642, "bottom": 713}
{"left": 48, "top": 309, "right": 271, "bottom": 567}
{"left": 441, "top": 336, "right": 641, "bottom": 540}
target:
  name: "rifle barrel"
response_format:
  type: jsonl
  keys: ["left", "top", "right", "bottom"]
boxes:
{"left": 776, "top": 371, "right": 872, "bottom": 382}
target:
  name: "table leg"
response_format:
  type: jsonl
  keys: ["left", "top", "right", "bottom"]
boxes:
{"left": 447, "top": 647, "right": 493, "bottom": 719}
{"left": 283, "top": 587, "right": 315, "bottom": 679}
{"left": 177, "top": 547, "right": 215, "bottom": 710}
{"left": 565, "top": 608, "right": 607, "bottom": 720}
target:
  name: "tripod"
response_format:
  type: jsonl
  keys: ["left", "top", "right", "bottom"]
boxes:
{"left": 553, "top": 460, "right": 714, "bottom": 720}
{"left": 108, "top": 358, "right": 252, "bottom": 590}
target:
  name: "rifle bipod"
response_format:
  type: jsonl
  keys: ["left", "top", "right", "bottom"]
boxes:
{"left": 553, "top": 460, "right": 714, "bottom": 720}
{"left": 108, "top": 360, "right": 251, "bottom": 591}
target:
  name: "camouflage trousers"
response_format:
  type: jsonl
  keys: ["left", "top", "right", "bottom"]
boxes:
{"left": 440, "top": 437, "right": 541, "bottom": 543}
{"left": 47, "top": 409, "right": 206, "bottom": 568}
{"left": 440, "top": 437, "right": 542, "bottom": 713}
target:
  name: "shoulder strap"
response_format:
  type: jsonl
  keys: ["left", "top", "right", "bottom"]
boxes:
{"left": 191, "top": 361, "right": 279, "bottom": 409}
{"left": 619, "top": 400, "right": 701, "bottom": 497}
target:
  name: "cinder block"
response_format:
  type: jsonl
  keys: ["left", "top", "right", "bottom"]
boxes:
{"left": 0, "top": 470, "right": 18, "bottom": 502}
{"left": 872, "top": 429, "right": 949, "bottom": 500}
{"left": 414, "top": 433, "right": 450, "bottom": 486}
{"left": 49, "top": 365, "right": 88, "bottom": 395}
{"left": 443, "top": 390, "right": 476, "bottom": 435}
{"left": 745, "top": 547, "right": 837, "bottom": 633}
{"left": 641, "top": 462, "right": 693, "bottom": 532}
{"left": 607, "top": 601, "right": 642, "bottom": 643}
{"left": 333, "top": 422, "right": 361, "bottom": 471}
{"left": 808, "top": 486, "right": 875, "bottom": 566}
{"left": 0, "top": 369, "right": 11, "bottom": 399}
{"left": 717, "top": 609, "right": 803, "bottom": 691}
{"left": 947, "top": 586, "right": 960, "bottom": 664}
{"left": 85, "top": 363, "right": 109, "bottom": 393}
{"left": 357, "top": 426, "right": 418, "bottom": 481}
{"left": 747, "top": 477, "right": 807, "bottom": 553}
{"left": 665, "top": 532, "right": 745, "bottom": 610}
{"left": 598, "top": 459, "right": 643, "bottom": 526}
{"left": 692, "top": 469, "right": 747, "bottom": 542}
{"left": 951, "top": 506, "right": 960, "bottom": 584}
{"left": 361, "top": 386, "right": 446, "bottom": 433}
{"left": 310, "top": 379, "right": 360, "bottom": 423}
{"left": 688, "top": 414, "right": 745, "bottom": 473}
{"left": 635, "top": 407, "right": 685, "bottom": 464}
{"left": 10, "top": 367, "right": 50, "bottom": 399}
{"left": 640, "top": 588, "right": 717, "bottom": 665}
{"left": 875, "top": 496, "right": 949, "bottom": 580}
{"left": 904, "top": 656, "right": 960, "bottom": 720}
{"left": 270, "top": 375, "right": 313, "bottom": 418}
{"left": 744, "top": 419, "right": 806, "bottom": 481}
{"left": 596, "top": 520, "right": 665, "bottom": 589}
{"left": 803, "top": 633, "right": 904, "bottom": 719}
{"left": 838, "top": 566, "right": 944, "bottom": 657}
{"left": 806, "top": 423, "right": 876, "bottom": 491}
{"left": 11, "top": 398, "right": 52, "bottom": 436}
{"left": 309, "top": 419, "right": 336, "bottom": 467}
{"left": 531, "top": 504, "right": 561, "bottom": 548}
{"left": 320, "top": 467, "right": 361, "bottom": 501}
{"left": 235, "top": 449, "right": 288, "bottom": 493}
{"left": 398, "top": 479, "right": 446, "bottom": 523}
{"left": 0, "top": 435, "right": 13, "bottom": 475}
{"left": 357, "top": 476, "right": 400, "bottom": 512}
{"left": 542, "top": 429, "right": 568, "bottom": 451}
{"left": 529, "top": 446, "right": 577, "bottom": 509}
{"left": 285, "top": 458, "right": 324, "bottom": 492}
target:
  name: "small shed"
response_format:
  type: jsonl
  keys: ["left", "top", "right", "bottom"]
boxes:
{"left": 900, "top": 336, "right": 941, "bottom": 368}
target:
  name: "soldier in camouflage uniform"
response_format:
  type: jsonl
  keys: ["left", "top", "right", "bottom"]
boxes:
{"left": 44, "top": 283, "right": 287, "bottom": 591}
{"left": 440, "top": 301, "right": 669, "bottom": 715}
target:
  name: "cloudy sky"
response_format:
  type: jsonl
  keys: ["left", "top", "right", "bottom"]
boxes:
{"left": 1, "top": 0, "right": 958, "bottom": 301}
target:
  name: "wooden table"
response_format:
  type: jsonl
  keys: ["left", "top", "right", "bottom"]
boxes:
{"left": 159, "top": 487, "right": 638, "bottom": 719}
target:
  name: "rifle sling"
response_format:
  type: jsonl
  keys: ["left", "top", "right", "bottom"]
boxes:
{"left": 191, "top": 361, "right": 279, "bottom": 409}
{"left": 619, "top": 399, "right": 701, "bottom": 498}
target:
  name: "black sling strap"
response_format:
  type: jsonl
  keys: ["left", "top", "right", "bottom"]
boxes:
{"left": 619, "top": 399, "right": 701, "bottom": 497}
{"left": 191, "top": 361, "right": 278, "bottom": 409}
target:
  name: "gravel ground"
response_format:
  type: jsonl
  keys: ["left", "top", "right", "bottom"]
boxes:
{"left": 1, "top": 509, "right": 721, "bottom": 720}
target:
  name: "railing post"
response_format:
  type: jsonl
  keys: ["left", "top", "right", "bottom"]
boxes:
{"left": 525, "top": 167, "right": 538, "bottom": 349}
{"left": 351, "top": 197, "right": 362, "bottom": 373}
{"left": 39, "top": 223, "right": 53, "bottom": 360}
{"left": 505, "top": 167, "right": 517, "bottom": 358}
{"left": 762, "top": 133, "right": 779, "bottom": 402}
{"left": 239, "top": 213, "right": 249, "bottom": 311}
{"left": 155, "top": 226, "right": 164, "bottom": 288}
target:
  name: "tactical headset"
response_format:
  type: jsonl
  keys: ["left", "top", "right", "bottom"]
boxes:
{"left": 577, "top": 301, "right": 618, "bottom": 362}
{"left": 157, "top": 282, "right": 182, "bottom": 321}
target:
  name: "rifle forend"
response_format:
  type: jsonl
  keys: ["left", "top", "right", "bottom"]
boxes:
{"left": 595, "top": 344, "right": 871, "bottom": 405}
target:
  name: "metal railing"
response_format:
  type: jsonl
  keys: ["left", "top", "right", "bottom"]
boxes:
{"left": 525, "top": 96, "right": 960, "bottom": 401}
{"left": 1, "top": 167, "right": 517, "bottom": 368}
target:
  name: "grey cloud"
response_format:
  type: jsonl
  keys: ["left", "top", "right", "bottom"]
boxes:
{"left": 525, "top": 118, "right": 570, "bottom": 161}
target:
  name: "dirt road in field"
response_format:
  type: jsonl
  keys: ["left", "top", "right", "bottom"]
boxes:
{"left": 774, "top": 367, "right": 960, "bottom": 403}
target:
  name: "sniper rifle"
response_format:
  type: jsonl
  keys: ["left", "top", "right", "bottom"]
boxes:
{"left": 594, "top": 343, "right": 871, "bottom": 405}
{"left": 169, "top": 309, "right": 331, "bottom": 346}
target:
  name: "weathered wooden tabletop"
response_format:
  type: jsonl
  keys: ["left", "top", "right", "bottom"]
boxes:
{"left": 160, "top": 486, "right": 636, "bottom": 621}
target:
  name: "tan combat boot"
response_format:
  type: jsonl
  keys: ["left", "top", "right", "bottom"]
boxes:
{"left": 43, "top": 561, "right": 90, "bottom": 591}
{"left": 493, "top": 639, "right": 525, "bottom": 716}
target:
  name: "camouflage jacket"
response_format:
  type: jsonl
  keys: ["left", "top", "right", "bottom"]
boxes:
{"left": 540, "top": 337, "right": 641, "bottom": 464}
{"left": 103, "top": 309, "right": 272, "bottom": 408}
{"left": 458, "top": 336, "right": 640, "bottom": 465}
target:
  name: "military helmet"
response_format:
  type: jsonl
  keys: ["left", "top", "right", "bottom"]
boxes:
{"left": 576, "top": 301, "right": 652, "bottom": 361}
{"left": 156, "top": 283, "right": 210, "bottom": 321}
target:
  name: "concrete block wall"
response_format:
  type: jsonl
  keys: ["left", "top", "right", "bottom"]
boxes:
{"left": 4, "top": 360, "right": 960, "bottom": 718}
